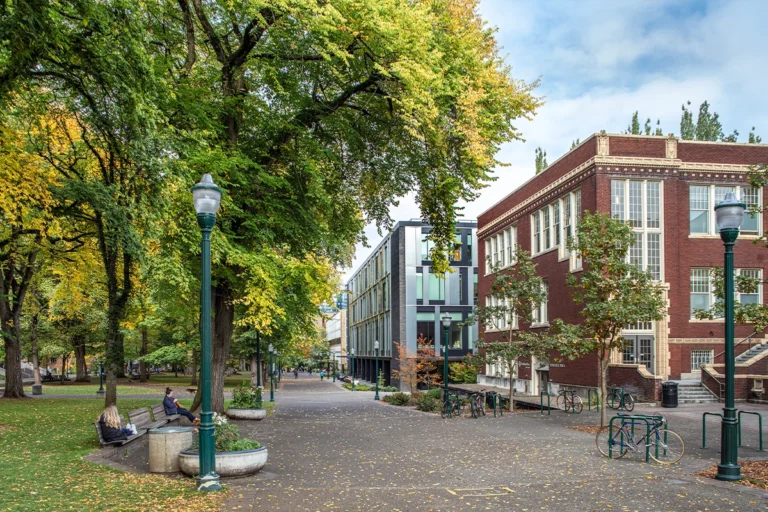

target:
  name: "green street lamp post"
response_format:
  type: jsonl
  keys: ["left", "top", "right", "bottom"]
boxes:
{"left": 192, "top": 173, "right": 223, "bottom": 492}
{"left": 97, "top": 362, "right": 104, "bottom": 395}
{"left": 256, "top": 331, "right": 262, "bottom": 389}
{"left": 374, "top": 341, "right": 380, "bottom": 400}
{"left": 715, "top": 191, "right": 745, "bottom": 482}
{"left": 268, "top": 344, "right": 275, "bottom": 403}
{"left": 442, "top": 315, "right": 451, "bottom": 400}
{"left": 275, "top": 351, "right": 280, "bottom": 383}
{"left": 351, "top": 348, "right": 356, "bottom": 391}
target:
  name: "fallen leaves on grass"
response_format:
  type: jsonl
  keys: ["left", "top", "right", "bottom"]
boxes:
{"left": 568, "top": 425, "right": 602, "bottom": 434}
{"left": 699, "top": 460, "right": 768, "bottom": 490}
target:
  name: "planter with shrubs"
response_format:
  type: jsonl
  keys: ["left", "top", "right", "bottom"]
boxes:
{"left": 179, "top": 413, "right": 267, "bottom": 477}
{"left": 226, "top": 384, "right": 266, "bottom": 420}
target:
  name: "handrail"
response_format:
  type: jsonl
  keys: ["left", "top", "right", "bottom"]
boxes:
{"left": 713, "top": 330, "right": 761, "bottom": 361}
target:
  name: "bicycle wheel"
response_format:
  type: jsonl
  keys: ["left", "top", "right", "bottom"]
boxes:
{"left": 441, "top": 399, "right": 451, "bottom": 419}
{"left": 596, "top": 425, "right": 628, "bottom": 459}
{"left": 648, "top": 429, "right": 684, "bottom": 464}
{"left": 623, "top": 393, "right": 635, "bottom": 412}
{"left": 607, "top": 391, "right": 618, "bottom": 410}
{"left": 477, "top": 395, "right": 486, "bottom": 416}
{"left": 572, "top": 395, "right": 583, "bottom": 414}
{"left": 556, "top": 394, "right": 566, "bottom": 410}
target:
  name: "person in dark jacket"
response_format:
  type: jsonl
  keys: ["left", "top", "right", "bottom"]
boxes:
{"left": 99, "top": 405, "right": 133, "bottom": 442}
{"left": 163, "top": 388, "right": 199, "bottom": 425}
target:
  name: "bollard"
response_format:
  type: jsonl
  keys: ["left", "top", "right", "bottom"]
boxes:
{"left": 540, "top": 391, "right": 551, "bottom": 416}
{"left": 588, "top": 388, "right": 600, "bottom": 411}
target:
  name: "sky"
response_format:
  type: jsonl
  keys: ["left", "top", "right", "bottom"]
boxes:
{"left": 340, "top": 0, "right": 768, "bottom": 282}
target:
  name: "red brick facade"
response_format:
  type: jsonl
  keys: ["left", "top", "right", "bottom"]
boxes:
{"left": 478, "top": 133, "right": 768, "bottom": 400}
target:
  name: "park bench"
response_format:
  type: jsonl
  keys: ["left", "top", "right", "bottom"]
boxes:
{"left": 148, "top": 403, "right": 182, "bottom": 425}
{"left": 93, "top": 414, "right": 142, "bottom": 447}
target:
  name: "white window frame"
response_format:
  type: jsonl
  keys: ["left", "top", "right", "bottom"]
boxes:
{"left": 483, "top": 227, "right": 517, "bottom": 275}
{"left": 532, "top": 280, "right": 548, "bottom": 327}
{"left": 690, "top": 268, "right": 763, "bottom": 319}
{"left": 689, "top": 184, "right": 761, "bottom": 237}
{"left": 691, "top": 350, "right": 714, "bottom": 373}
{"left": 610, "top": 180, "right": 663, "bottom": 281}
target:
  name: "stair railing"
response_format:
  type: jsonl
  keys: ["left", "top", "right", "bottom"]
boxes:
{"left": 713, "top": 331, "right": 762, "bottom": 362}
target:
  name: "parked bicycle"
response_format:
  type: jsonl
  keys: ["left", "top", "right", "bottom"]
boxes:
{"left": 596, "top": 413, "right": 684, "bottom": 464}
{"left": 441, "top": 392, "right": 462, "bottom": 419}
{"left": 469, "top": 392, "right": 486, "bottom": 418}
{"left": 556, "top": 388, "right": 583, "bottom": 413}
{"left": 606, "top": 386, "right": 635, "bottom": 411}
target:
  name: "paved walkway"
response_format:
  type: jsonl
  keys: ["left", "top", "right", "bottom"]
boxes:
{"left": 225, "top": 374, "right": 768, "bottom": 511}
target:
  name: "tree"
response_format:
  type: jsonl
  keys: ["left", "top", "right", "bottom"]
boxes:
{"left": 749, "top": 127, "right": 762, "bottom": 144}
{"left": 655, "top": 120, "right": 663, "bottom": 136}
{"left": 570, "top": 139, "right": 580, "bottom": 150}
{"left": 680, "top": 101, "right": 696, "bottom": 140}
{"left": 535, "top": 147, "right": 548, "bottom": 174}
{"left": 564, "top": 212, "right": 667, "bottom": 426}
{"left": 392, "top": 337, "right": 441, "bottom": 393}
{"left": 139, "top": 345, "right": 189, "bottom": 375}
{"left": 468, "top": 246, "right": 556, "bottom": 407}
{"left": 627, "top": 111, "right": 640, "bottom": 135}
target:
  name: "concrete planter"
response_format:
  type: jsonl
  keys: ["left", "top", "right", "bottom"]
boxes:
{"left": 178, "top": 446, "right": 268, "bottom": 477}
{"left": 226, "top": 408, "right": 266, "bottom": 420}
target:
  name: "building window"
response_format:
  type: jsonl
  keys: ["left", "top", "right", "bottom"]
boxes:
{"left": 428, "top": 272, "right": 445, "bottom": 301}
{"left": 611, "top": 180, "right": 662, "bottom": 280}
{"left": 483, "top": 226, "right": 516, "bottom": 274}
{"left": 484, "top": 240, "right": 491, "bottom": 274}
{"left": 459, "top": 273, "right": 463, "bottom": 303}
{"left": 416, "top": 273, "right": 423, "bottom": 301}
{"left": 689, "top": 184, "right": 760, "bottom": 236}
{"left": 691, "top": 350, "right": 714, "bottom": 372}
{"left": 532, "top": 280, "right": 548, "bottom": 325}
{"left": 506, "top": 227, "right": 514, "bottom": 266}
{"left": 690, "top": 268, "right": 763, "bottom": 318}
{"left": 543, "top": 206, "right": 551, "bottom": 250}
{"left": 473, "top": 273, "right": 478, "bottom": 303}
{"left": 467, "top": 232, "right": 472, "bottom": 260}
{"left": 421, "top": 234, "right": 433, "bottom": 261}
{"left": 553, "top": 201, "right": 561, "bottom": 246}
{"left": 450, "top": 233, "right": 462, "bottom": 262}
{"left": 416, "top": 313, "right": 435, "bottom": 349}
{"left": 533, "top": 212, "right": 541, "bottom": 254}
{"left": 447, "top": 312, "right": 463, "bottom": 349}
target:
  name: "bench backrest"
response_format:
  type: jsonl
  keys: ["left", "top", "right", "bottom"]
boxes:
{"left": 94, "top": 421, "right": 125, "bottom": 446}
{"left": 127, "top": 408, "right": 153, "bottom": 428}
{"left": 150, "top": 403, "right": 166, "bottom": 421}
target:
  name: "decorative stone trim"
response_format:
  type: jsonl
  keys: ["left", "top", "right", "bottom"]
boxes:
{"left": 668, "top": 338, "right": 725, "bottom": 344}
{"left": 666, "top": 135, "right": 677, "bottom": 159}
{"left": 597, "top": 131, "right": 609, "bottom": 156}
{"left": 608, "top": 363, "right": 663, "bottom": 379}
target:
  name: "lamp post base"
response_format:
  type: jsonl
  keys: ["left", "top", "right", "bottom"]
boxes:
{"left": 374, "top": 395, "right": 380, "bottom": 400}
{"left": 195, "top": 473, "right": 222, "bottom": 492}
{"left": 715, "top": 463, "right": 742, "bottom": 481}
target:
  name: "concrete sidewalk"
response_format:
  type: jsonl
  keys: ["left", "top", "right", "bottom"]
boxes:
{"left": 224, "top": 374, "right": 768, "bottom": 511}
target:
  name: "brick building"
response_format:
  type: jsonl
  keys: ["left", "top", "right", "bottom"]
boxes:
{"left": 477, "top": 132, "right": 768, "bottom": 402}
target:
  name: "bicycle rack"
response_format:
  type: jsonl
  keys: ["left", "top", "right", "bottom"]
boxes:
{"left": 738, "top": 411, "right": 764, "bottom": 452}
{"left": 701, "top": 412, "right": 724, "bottom": 449}
{"left": 607, "top": 414, "right": 667, "bottom": 462}
{"left": 490, "top": 393, "right": 503, "bottom": 417}
{"left": 587, "top": 388, "right": 600, "bottom": 411}
{"left": 540, "top": 391, "right": 551, "bottom": 416}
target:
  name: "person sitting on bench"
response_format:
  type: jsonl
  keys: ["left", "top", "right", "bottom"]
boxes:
{"left": 99, "top": 405, "right": 134, "bottom": 442}
{"left": 163, "top": 387, "right": 199, "bottom": 425}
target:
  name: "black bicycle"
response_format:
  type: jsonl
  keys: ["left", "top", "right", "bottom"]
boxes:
{"left": 469, "top": 392, "right": 485, "bottom": 418}
{"left": 441, "top": 392, "right": 462, "bottom": 419}
{"left": 607, "top": 386, "right": 635, "bottom": 412}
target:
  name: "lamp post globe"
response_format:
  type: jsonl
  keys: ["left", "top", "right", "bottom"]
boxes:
{"left": 192, "top": 173, "right": 222, "bottom": 492}
{"left": 441, "top": 315, "right": 451, "bottom": 400}
{"left": 715, "top": 191, "right": 745, "bottom": 482}
{"left": 374, "top": 341, "right": 380, "bottom": 400}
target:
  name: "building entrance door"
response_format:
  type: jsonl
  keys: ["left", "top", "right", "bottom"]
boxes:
{"left": 622, "top": 335, "right": 655, "bottom": 374}
{"left": 537, "top": 370, "right": 550, "bottom": 395}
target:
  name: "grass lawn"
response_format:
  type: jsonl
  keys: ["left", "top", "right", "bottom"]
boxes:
{"left": 0, "top": 398, "right": 226, "bottom": 511}
{"left": 139, "top": 372, "right": 252, "bottom": 389}
{"left": 22, "top": 385, "right": 159, "bottom": 395}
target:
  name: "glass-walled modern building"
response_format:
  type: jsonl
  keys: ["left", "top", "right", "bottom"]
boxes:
{"left": 346, "top": 220, "right": 478, "bottom": 389}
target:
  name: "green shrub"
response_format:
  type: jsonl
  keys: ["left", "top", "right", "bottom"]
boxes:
{"left": 415, "top": 395, "right": 439, "bottom": 412}
{"left": 231, "top": 383, "right": 263, "bottom": 409}
{"left": 227, "top": 439, "right": 262, "bottom": 452}
{"left": 190, "top": 413, "right": 261, "bottom": 452}
{"left": 425, "top": 388, "right": 442, "bottom": 399}
{"left": 383, "top": 392, "right": 411, "bottom": 406}
{"left": 380, "top": 385, "right": 398, "bottom": 392}
{"left": 342, "top": 382, "right": 372, "bottom": 391}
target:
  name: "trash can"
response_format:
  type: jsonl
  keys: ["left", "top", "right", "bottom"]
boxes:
{"left": 149, "top": 426, "right": 194, "bottom": 473}
{"left": 661, "top": 381, "right": 678, "bottom": 408}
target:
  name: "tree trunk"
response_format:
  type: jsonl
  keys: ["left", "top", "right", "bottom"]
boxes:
{"left": 30, "top": 312, "right": 41, "bottom": 386}
{"left": 2, "top": 316, "right": 25, "bottom": 398}
{"left": 250, "top": 355, "right": 258, "bottom": 387}
{"left": 60, "top": 354, "right": 68, "bottom": 384}
{"left": 73, "top": 335, "right": 87, "bottom": 382}
{"left": 190, "top": 281, "right": 235, "bottom": 414}
{"left": 139, "top": 327, "right": 148, "bottom": 382}
{"left": 190, "top": 349, "right": 198, "bottom": 386}
{"left": 599, "top": 355, "right": 609, "bottom": 427}
{"left": 104, "top": 304, "right": 122, "bottom": 406}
